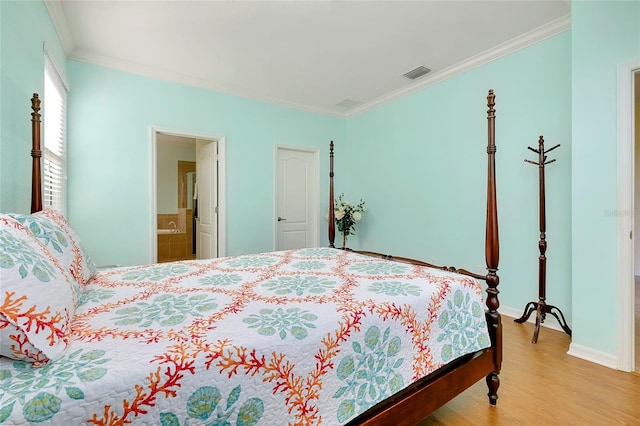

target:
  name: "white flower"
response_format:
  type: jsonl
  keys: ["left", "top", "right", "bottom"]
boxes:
{"left": 335, "top": 208, "right": 345, "bottom": 220}
{"left": 353, "top": 211, "right": 362, "bottom": 221}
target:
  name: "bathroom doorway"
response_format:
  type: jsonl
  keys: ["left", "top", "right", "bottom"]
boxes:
{"left": 151, "top": 128, "right": 225, "bottom": 263}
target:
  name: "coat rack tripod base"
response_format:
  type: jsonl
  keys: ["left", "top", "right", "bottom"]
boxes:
{"left": 514, "top": 300, "right": 571, "bottom": 343}
{"left": 514, "top": 136, "right": 571, "bottom": 344}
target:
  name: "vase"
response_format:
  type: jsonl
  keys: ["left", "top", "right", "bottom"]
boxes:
{"left": 342, "top": 233, "right": 348, "bottom": 249}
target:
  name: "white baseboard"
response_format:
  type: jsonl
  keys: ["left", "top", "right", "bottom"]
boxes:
{"left": 567, "top": 343, "right": 618, "bottom": 370}
{"left": 501, "top": 306, "right": 621, "bottom": 370}
{"left": 500, "top": 305, "right": 570, "bottom": 333}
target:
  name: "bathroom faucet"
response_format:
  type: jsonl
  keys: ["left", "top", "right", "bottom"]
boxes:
{"left": 168, "top": 221, "right": 177, "bottom": 232}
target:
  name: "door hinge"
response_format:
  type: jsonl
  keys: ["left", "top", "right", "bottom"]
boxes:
{"left": 215, "top": 206, "right": 219, "bottom": 214}
{"left": 631, "top": 230, "right": 633, "bottom": 239}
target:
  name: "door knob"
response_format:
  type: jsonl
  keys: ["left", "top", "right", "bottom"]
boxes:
{"left": 278, "top": 217, "right": 287, "bottom": 222}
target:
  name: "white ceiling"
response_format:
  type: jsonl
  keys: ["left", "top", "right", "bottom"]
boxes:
{"left": 47, "top": 1, "right": 571, "bottom": 117}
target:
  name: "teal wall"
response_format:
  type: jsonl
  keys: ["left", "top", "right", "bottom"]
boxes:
{"left": 571, "top": 1, "right": 640, "bottom": 356}
{"left": 344, "top": 32, "right": 572, "bottom": 317}
{"left": 66, "top": 62, "right": 344, "bottom": 266}
{"left": 0, "top": 0, "right": 66, "bottom": 213}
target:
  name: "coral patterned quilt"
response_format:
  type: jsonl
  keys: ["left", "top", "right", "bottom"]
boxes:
{"left": 0, "top": 248, "right": 490, "bottom": 425}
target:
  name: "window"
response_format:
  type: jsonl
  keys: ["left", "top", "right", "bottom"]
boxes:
{"left": 43, "top": 55, "right": 68, "bottom": 216}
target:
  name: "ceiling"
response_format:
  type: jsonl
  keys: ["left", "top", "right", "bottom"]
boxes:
{"left": 46, "top": 1, "right": 571, "bottom": 117}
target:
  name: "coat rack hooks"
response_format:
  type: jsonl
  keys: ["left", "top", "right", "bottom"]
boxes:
{"left": 514, "top": 136, "right": 571, "bottom": 343}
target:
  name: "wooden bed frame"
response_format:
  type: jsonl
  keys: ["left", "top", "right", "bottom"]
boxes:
{"left": 28, "top": 90, "right": 501, "bottom": 425}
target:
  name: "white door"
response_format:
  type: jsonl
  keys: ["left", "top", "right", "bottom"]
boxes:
{"left": 196, "top": 140, "right": 218, "bottom": 259}
{"left": 276, "top": 147, "right": 318, "bottom": 250}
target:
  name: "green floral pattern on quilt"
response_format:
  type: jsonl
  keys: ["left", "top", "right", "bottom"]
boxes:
{"left": 261, "top": 276, "right": 337, "bottom": 296}
{"left": 224, "top": 256, "right": 279, "bottom": 268}
{"left": 0, "top": 230, "right": 58, "bottom": 282}
{"left": 113, "top": 294, "right": 217, "bottom": 327}
{"left": 291, "top": 260, "right": 326, "bottom": 270}
{"left": 296, "top": 248, "right": 338, "bottom": 257}
{"left": 333, "top": 326, "right": 404, "bottom": 423}
{"left": 159, "top": 385, "right": 264, "bottom": 426}
{"left": 10, "top": 215, "right": 69, "bottom": 255}
{"left": 120, "top": 264, "right": 191, "bottom": 281}
{"left": 243, "top": 308, "right": 317, "bottom": 340}
{"left": 368, "top": 281, "right": 422, "bottom": 297}
{"left": 347, "top": 261, "right": 410, "bottom": 275}
{"left": 76, "top": 288, "right": 115, "bottom": 308}
{"left": 0, "top": 349, "right": 108, "bottom": 423}
{"left": 437, "top": 290, "right": 489, "bottom": 362}
{"left": 198, "top": 273, "right": 243, "bottom": 287}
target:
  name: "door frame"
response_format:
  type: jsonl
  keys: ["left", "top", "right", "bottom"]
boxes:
{"left": 150, "top": 126, "right": 226, "bottom": 263}
{"left": 274, "top": 145, "right": 320, "bottom": 251}
{"left": 617, "top": 61, "right": 639, "bottom": 372}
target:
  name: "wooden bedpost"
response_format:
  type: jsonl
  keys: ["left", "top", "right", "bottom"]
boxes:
{"left": 31, "top": 93, "right": 43, "bottom": 214}
{"left": 485, "top": 89, "right": 502, "bottom": 405}
{"left": 329, "top": 141, "right": 336, "bottom": 248}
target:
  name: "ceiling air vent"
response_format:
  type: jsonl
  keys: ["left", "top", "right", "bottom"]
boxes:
{"left": 403, "top": 66, "right": 431, "bottom": 80}
{"left": 336, "top": 99, "right": 361, "bottom": 108}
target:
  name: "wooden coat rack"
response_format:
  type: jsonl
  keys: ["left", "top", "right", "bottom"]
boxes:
{"left": 514, "top": 136, "right": 571, "bottom": 343}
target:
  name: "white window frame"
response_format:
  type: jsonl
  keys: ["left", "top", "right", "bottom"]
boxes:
{"left": 43, "top": 50, "right": 69, "bottom": 216}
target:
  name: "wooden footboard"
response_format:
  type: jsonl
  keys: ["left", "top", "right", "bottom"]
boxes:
{"left": 330, "top": 90, "right": 501, "bottom": 424}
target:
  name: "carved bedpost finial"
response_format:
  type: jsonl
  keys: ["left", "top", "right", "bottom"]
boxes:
{"left": 31, "top": 93, "right": 41, "bottom": 113}
{"left": 487, "top": 89, "right": 495, "bottom": 118}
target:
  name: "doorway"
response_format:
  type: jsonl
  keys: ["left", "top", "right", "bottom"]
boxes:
{"left": 618, "top": 64, "right": 639, "bottom": 372}
{"left": 275, "top": 146, "right": 319, "bottom": 250}
{"left": 151, "top": 128, "right": 225, "bottom": 263}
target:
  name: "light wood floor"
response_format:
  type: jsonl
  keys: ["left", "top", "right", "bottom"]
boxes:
{"left": 419, "top": 318, "right": 640, "bottom": 425}
{"left": 635, "top": 277, "right": 640, "bottom": 372}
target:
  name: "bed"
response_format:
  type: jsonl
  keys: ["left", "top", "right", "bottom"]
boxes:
{"left": 0, "top": 91, "right": 501, "bottom": 425}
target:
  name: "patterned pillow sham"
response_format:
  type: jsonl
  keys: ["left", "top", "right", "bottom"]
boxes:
{"left": 11, "top": 209, "right": 97, "bottom": 286}
{"left": 0, "top": 215, "right": 76, "bottom": 364}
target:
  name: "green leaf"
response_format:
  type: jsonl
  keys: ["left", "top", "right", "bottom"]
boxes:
{"left": 160, "top": 314, "right": 187, "bottom": 327}
{"left": 160, "top": 412, "right": 181, "bottom": 426}
{"left": 23, "top": 392, "right": 61, "bottom": 422}
{"left": 364, "top": 326, "right": 380, "bottom": 349}
{"left": 235, "top": 398, "right": 264, "bottom": 426}
{"left": 352, "top": 341, "right": 362, "bottom": 354}
{"left": 0, "top": 402, "right": 15, "bottom": 423}
{"left": 187, "top": 386, "right": 221, "bottom": 420}
{"left": 31, "top": 264, "right": 51, "bottom": 282}
{"left": 337, "top": 399, "right": 355, "bottom": 423}
{"left": 226, "top": 385, "right": 241, "bottom": 410}
{"left": 65, "top": 387, "right": 85, "bottom": 400}
{"left": 290, "top": 325, "right": 307, "bottom": 340}
{"left": 78, "top": 367, "right": 107, "bottom": 382}
{"left": 387, "top": 336, "right": 401, "bottom": 357}
{"left": 19, "top": 264, "right": 28, "bottom": 279}
{"left": 336, "top": 356, "right": 355, "bottom": 380}
{"left": 80, "top": 350, "right": 106, "bottom": 361}
{"left": 0, "top": 252, "right": 14, "bottom": 268}
{"left": 332, "top": 385, "right": 348, "bottom": 398}
{"left": 0, "top": 370, "right": 12, "bottom": 381}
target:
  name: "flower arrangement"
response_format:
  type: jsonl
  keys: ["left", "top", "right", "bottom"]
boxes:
{"left": 333, "top": 193, "right": 366, "bottom": 248}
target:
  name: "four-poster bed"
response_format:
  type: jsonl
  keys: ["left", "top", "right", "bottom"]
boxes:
{"left": 0, "top": 91, "right": 500, "bottom": 425}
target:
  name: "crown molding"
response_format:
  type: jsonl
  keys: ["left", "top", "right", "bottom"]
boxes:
{"left": 68, "top": 49, "right": 345, "bottom": 119}
{"left": 345, "top": 14, "right": 571, "bottom": 118}
{"left": 44, "top": 0, "right": 75, "bottom": 56}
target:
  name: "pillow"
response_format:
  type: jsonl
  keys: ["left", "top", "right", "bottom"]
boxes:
{"left": 0, "top": 215, "right": 76, "bottom": 364}
{"left": 11, "top": 209, "right": 96, "bottom": 286}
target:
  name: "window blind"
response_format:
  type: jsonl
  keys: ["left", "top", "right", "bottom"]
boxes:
{"left": 44, "top": 57, "right": 67, "bottom": 216}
